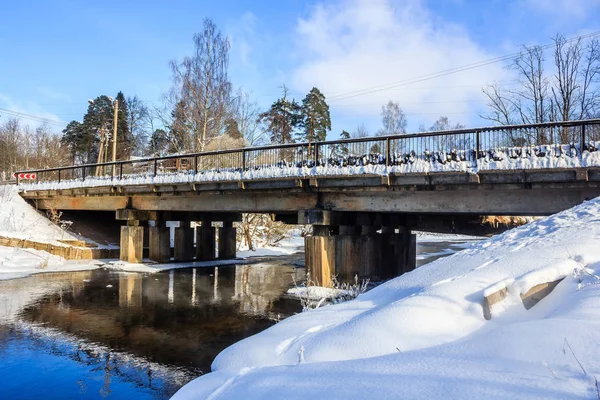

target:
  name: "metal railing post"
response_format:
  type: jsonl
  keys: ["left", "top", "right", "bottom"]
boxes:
{"left": 386, "top": 137, "right": 391, "bottom": 166}
{"left": 475, "top": 130, "right": 480, "bottom": 160}
{"left": 82, "top": 167, "right": 86, "bottom": 181}
{"left": 58, "top": 169, "right": 61, "bottom": 183}
{"left": 194, "top": 156, "right": 198, "bottom": 174}
{"left": 153, "top": 159, "right": 158, "bottom": 177}
{"left": 119, "top": 163, "right": 123, "bottom": 180}
{"left": 242, "top": 149, "right": 246, "bottom": 171}
{"left": 315, "top": 143, "right": 320, "bottom": 166}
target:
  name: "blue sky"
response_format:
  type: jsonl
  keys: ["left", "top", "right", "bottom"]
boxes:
{"left": 1, "top": 0, "right": 599, "bottom": 138}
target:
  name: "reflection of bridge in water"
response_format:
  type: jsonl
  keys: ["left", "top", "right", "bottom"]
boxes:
{"left": 0, "top": 263, "right": 301, "bottom": 396}
{"left": 16, "top": 119, "right": 600, "bottom": 285}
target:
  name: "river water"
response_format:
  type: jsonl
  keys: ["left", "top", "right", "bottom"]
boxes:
{"left": 0, "top": 238, "right": 478, "bottom": 399}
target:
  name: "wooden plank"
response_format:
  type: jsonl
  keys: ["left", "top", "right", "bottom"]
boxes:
{"left": 520, "top": 278, "right": 564, "bottom": 310}
{"left": 483, "top": 286, "right": 507, "bottom": 320}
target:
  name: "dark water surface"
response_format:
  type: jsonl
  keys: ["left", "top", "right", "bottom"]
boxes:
{"left": 0, "top": 238, "right": 477, "bottom": 400}
{"left": 0, "top": 260, "right": 303, "bottom": 400}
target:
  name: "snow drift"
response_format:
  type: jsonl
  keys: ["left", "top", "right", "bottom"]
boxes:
{"left": 0, "top": 185, "right": 100, "bottom": 280}
{"left": 173, "top": 196, "right": 600, "bottom": 400}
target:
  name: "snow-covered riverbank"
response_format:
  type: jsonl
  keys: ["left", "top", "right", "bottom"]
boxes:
{"left": 173, "top": 197, "right": 600, "bottom": 400}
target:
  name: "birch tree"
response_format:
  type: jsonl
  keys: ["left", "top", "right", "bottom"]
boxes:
{"left": 169, "top": 18, "right": 232, "bottom": 152}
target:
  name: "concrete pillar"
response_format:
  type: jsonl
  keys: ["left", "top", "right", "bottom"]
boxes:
{"left": 149, "top": 221, "right": 170, "bottom": 263}
{"left": 306, "top": 222, "right": 417, "bottom": 286}
{"left": 196, "top": 222, "right": 216, "bottom": 261}
{"left": 380, "top": 226, "right": 399, "bottom": 279}
{"left": 381, "top": 227, "right": 416, "bottom": 278}
{"left": 174, "top": 221, "right": 194, "bottom": 262}
{"left": 120, "top": 222, "right": 144, "bottom": 263}
{"left": 304, "top": 235, "right": 334, "bottom": 288}
{"left": 218, "top": 221, "right": 237, "bottom": 259}
{"left": 405, "top": 233, "right": 417, "bottom": 273}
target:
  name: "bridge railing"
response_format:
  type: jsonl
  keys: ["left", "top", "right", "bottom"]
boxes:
{"left": 15, "top": 119, "right": 600, "bottom": 186}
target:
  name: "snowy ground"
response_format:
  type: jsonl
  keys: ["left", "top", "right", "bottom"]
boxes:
{"left": 0, "top": 185, "right": 81, "bottom": 245}
{"left": 173, "top": 197, "right": 600, "bottom": 400}
{"left": 0, "top": 246, "right": 101, "bottom": 281}
{"left": 237, "top": 237, "right": 304, "bottom": 258}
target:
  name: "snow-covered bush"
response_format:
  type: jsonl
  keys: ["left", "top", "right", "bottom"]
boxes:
{"left": 289, "top": 273, "right": 370, "bottom": 312}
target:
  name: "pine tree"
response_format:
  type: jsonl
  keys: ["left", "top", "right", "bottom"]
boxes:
{"left": 258, "top": 97, "right": 301, "bottom": 144}
{"left": 224, "top": 118, "right": 242, "bottom": 140}
{"left": 298, "top": 87, "right": 331, "bottom": 144}
{"left": 337, "top": 130, "right": 351, "bottom": 157}
{"left": 80, "top": 95, "right": 115, "bottom": 164}
{"left": 115, "top": 92, "right": 133, "bottom": 160}
{"left": 61, "top": 120, "right": 91, "bottom": 163}
{"left": 149, "top": 129, "right": 169, "bottom": 155}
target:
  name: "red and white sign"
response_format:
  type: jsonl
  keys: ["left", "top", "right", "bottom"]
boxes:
{"left": 13, "top": 173, "right": 36, "bottom": 180}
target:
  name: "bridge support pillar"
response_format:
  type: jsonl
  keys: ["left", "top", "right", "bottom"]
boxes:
{"left": 218, "top": 221, "right": 237, "bottom": 259}
{"left": 196, "top": 221, "right": 216, "bottom": 261}
{"left": 174, "top": 221, "right": 195, "bottom": 262}
{"left": 120, "top": 222, "right": 144, "bottom": 263}
{"left": 381, "top": 227, "right": 416, "bottom": 279}
{"left": 149, "top": 221, "right": 170, "bottom": 263}
{"left": 302, "top": 210, "right": 417, "bottom": 286}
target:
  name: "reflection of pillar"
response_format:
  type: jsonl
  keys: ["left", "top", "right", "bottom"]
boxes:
{"left": 119, "top": 274, "right": 142, "bottom": 308}
{"left": 168, "top": 270, "right": 174, "bottom": 304}
{"left": 120, "top": 222, "right": 144, "bottom": 263}
{"left": 174, "top": 221, "right": 194, "bottom": 262}
{"left": 196, "top": 222, "right": 216, "bottom": 261}
{"left": 218, "top": 221, "right": 236, "bottom": 259}
{"left": 213, "top": 267, "right": 220, "bottom": 302}
{"left": 191, "top": 268, "right": 197, "bottom": 306}
{"left": 149, "top": 221, "right": 170, "bottom": 263}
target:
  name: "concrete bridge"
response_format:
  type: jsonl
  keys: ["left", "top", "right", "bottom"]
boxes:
{"left": 16, "top": 119, "right": 600, "bottom": 285}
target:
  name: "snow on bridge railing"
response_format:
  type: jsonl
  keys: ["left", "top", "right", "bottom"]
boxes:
{"left": 15, "top": 119, "right": 600, "bottom": 189}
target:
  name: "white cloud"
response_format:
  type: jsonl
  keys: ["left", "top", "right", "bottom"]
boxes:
{"left": 290, "top": 0, "right": 510, "bottom": 131}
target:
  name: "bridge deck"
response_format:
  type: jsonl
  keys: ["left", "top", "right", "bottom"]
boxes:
{"left": 15, "top": 119, "right": 600, "bottom": 216}
{"left": 20, "top": 168, "right": 600, "bottom": 216}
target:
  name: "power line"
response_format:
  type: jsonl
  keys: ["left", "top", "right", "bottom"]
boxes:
{"left": 326, "top": 30, "right": 600, "bottom": 102}
{"left": 0, "top": 107, "right": 66, "bottom": 128}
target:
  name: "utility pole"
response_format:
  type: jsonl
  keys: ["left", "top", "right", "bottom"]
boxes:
{"left": 111, "top": 99, "right": 119, "bottom": 176}
{"left": 95, "top": 125, "right": 105, "bottom": 176}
